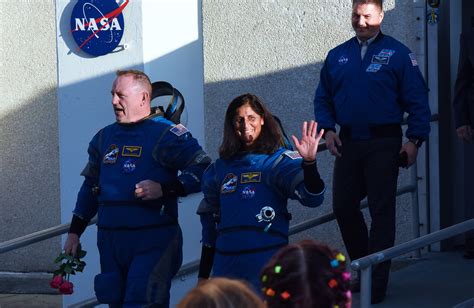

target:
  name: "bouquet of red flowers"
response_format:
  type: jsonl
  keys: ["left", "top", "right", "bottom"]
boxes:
{"left": 50, "top": 247, "right": 87, "bottom": 295}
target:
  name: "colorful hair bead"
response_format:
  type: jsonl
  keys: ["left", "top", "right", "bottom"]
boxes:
{"left": 262, "top": 275, "right": 268, "bottom": 282}
{"left": 342, "top": 272, "right": 351, "bottom": 281}
{"left": 336, "top": 253, "right": 346, "bottom": 262}
{"left": 266, "top": 288, "right": 276, "bottom": 297}
{"left": 330, "top": 259, "right": 339, "bottom": 268}
{"left": 328, "top": 279, "right": 338, "bottom": 288}
{"left": 345, "top": 290, "right": 352, "bottom": 299}
{"left": 280, "top": 291, "right": 291, "bottom": 300}
{"left": 274, "top": 265, "right": 282, "bottom": 274}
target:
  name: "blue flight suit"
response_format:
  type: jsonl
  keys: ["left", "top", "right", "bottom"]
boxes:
{"left": 198, "top": 148, "right": 325, "bottom": 290}
{"left": 314, "top": 32, "right": 431, "bottom": 298}
{"left": 73, "top": 116, "right": 210, "bottom": 307}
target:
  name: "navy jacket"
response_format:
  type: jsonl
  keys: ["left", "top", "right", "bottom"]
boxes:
{"left": 314, "top": 33, "right": 431, "bottom": 139}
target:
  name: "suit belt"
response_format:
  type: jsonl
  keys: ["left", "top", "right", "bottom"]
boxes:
{"left": 339, "top": 124, "right": 402, "bottom": 141}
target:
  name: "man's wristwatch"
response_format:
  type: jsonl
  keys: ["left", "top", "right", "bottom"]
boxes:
{"left": 408, "top": 138, "right": 424, "bottom": 148}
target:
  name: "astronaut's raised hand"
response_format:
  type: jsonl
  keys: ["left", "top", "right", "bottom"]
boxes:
{"left": 135, "top": 180, "right": 163, "bottom": 200}
{"left": 291, "top": 120, "right": 324, "bottom": 161}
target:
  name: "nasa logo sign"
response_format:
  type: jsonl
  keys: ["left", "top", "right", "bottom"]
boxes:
{"left": 70, "top": 0, "right": 128, "bottom": 57}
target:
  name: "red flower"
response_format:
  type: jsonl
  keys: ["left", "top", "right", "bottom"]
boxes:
{"left": 59, "top": 280, "right": 74, "bottom": 294}
{"left": 50, "top": 246, "right": 87, "bottom": 295}
{"left": 50, "top": 275, "right": 64, "bottom": 289}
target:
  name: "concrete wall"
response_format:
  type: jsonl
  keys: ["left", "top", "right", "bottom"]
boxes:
{"left": 0, "top": 0, "right": 60, "bottom": 272}
{"left": 202, "top": 0, "right": 421, "bottom": 256}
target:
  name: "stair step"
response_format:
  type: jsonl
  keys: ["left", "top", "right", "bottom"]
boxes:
{"left": 0, "top": 272, "right": 57, "bottom": 294}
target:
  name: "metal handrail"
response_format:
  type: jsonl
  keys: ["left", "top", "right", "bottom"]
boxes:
{"left": 351, "top": 218, "right": 474, "bottom": 308}
{"left": 0, "top": 217, "right": 97, "bottom": 255}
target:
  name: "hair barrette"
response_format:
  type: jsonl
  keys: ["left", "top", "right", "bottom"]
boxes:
{"left": 274, "top": 265, "right": 282, "bottom": 274}
{"left": 280, "top": 291, "right": 291, "bottom": 300}
{"left": 328, "top": 279, "right": 338, "bottom": 288}
{"left": 266, "top": 288, "right": 276, "bottom": 297}
{"left": 342, "top": 272, "right": 351, "bottom": 281}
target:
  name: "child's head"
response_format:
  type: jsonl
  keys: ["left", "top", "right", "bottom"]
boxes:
{"left": 260, "top": 240, "right": 352, "bottom": 308}
{"left": 178, "top": 277, "right": 265, "bottom": 308}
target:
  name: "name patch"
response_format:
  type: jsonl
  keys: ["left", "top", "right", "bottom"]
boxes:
{"left": 241, "top": 172, "right": 261, "bottom": 183}
{"left": 122, "top": 146, "right": 142, "bottom": 157}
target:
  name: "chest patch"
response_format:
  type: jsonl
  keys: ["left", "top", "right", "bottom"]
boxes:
{"left": 366, "top": 63, "right": 382, "bottom": 73}
{"left": 103, "top": 144, "right": 119, "bottom": 164}
{"left": 371, "top": 55, "right": 390, "bottom": 65}
{"left": 241, "top": 186, "right": 256, "bottom": 199}
{"left": 221, "top": 173, "right": 238, "bottom": 194}
{"left": 241, "top": 172, "right": 261, "bottom": 183}
{"left": 379, "top": 49, "right": 395, "bottom": 57}
{"left": 122, "top": 146, "right": 142, "bottom": 157}
{"left": 122, "top": 158, "right": 137, "bottom": 174}
{"left": 338, "top": 55, "right": 349, "bottom": 65}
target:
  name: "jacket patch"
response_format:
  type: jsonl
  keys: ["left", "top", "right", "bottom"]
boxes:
{"left": 221, "top": 173, "right": 238, "bottom": 194}
{"left": 170, "top": 124, "right": 189, "bottom": 136}
{"left": 241, "top": 186, "right": 256, "bottom": 199}
{"left": 103, "top": 144, "right": 119, "bottom": 164}
{"left": 241, "top": 172, "right": 261, "bottom": 183}
{"left": 409, "top": 53, "right": 418, "bottom": 66}
{"left": 284, "top": 151, "right": 302, "bottom": 160}
{"left": 122, "top": 146, "right": 142, "bottom": 157}
{"left": 122, "top": 158, "right": 137, "bottom": 174}
{"left": 371, "top": 55, "right": 390, "bottom": 65}
{"left": 338, "top": 55, "right": 349, "bottom": 65}
{"left": 379, "top": 49, "right": 395, "bottom": 57}
{"left": 366, "top": 63, "right": 382, "bottom": 73}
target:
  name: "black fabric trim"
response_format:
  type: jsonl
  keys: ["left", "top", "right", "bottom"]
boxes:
{"left": 68, "top": 215, "right": 89, "bottom": 237}
{"left": 215, "top": 242, "right": 287, "bottom": 256}
{"left": 161, "top": 179, "right": 186, "bottom": 197}
{"left": 302, "top": 160, "right": 325, "bottom": 194}
{"left": 97, "top": 221, "right": 177, "bottom": 231}
{"left": 198, "top": 245, "right": 215, "bottom": 279}
{"left": 218, "top": 225, "right": 288, "bottom": 239}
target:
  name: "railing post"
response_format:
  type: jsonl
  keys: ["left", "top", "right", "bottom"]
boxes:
{"left": 411, "top": 161, "right": 421, "bottom": 258}
{"left": 360, "top": 266, "right": 372, "bottom": 308}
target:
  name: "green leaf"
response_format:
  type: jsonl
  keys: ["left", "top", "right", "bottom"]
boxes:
{"left": 65, "top": 255, "right": 74, "bottom": 262}
{"left": 53, "top": 269, "right": 63, "bottom": 276}
{"left": 64, "top": 264, "right": 73, "bottom": 274}
{"left": 54, "top": 256, "right": 63, "bottom": 263}
{"left": 78, "top": 250, "right": 87, "bottom": 258}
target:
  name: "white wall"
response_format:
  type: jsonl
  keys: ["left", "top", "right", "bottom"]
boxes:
{"left": 55, "top": 0, "right": 203, "bottom": 305}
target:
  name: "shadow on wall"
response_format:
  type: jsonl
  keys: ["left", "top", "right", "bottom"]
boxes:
{"left": 0, "top": 86, "right": 61, "bottom": 272}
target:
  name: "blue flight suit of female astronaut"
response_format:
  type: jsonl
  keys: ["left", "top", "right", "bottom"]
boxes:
{"left": 198, "top": 148, "right": 325, "bottom": 290}
{"left": 73, "top": 116, "right": 210, "bottom": 307}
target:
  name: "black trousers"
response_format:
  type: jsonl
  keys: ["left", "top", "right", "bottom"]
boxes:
{"left": 333, "top": 136, "right": 401, "bottom": 295}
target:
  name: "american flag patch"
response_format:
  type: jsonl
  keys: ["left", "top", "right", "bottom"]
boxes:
{"left": 284, "top": 151, "right": 302, "bottom": 160}
{"left": 409, "top": 53, "right": 418, "bottom": 66}
{"left": 170, "top": 124, "right": 189, "bottom": 136}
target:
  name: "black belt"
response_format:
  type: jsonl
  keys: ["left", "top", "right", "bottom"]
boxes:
{"left": 339, "top": 124, "right": 402, "bottom": 140}
{"left": 97, "top": 221, "right": 178, "bottom": 231}
{"left": 215, "top": 242, "right": 287, "bottom": 256}
{"left": 218, "top": 225, "right": 287, "bottom": 239}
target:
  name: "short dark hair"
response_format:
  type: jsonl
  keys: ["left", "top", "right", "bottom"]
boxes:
{"left": 116, "top": 69, "right": 152, "bottom": 96}
{"left": 353, "top": 0, "right": 383, "bottom": 9}
{"left": 260, "top": 240, "right": 351, "bottom": 308}
{"left": 219, "top": 93, "right": 283, "bottom": 159}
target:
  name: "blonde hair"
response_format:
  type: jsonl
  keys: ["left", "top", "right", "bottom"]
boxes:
{"left": 178, "top": 278, "right": 265, "bottom": 308}
{"left": 116, "top": 69, "right": 152, "bottom": 97}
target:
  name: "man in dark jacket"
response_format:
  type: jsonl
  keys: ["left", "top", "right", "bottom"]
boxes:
{"left": 314, "top": 0, "right": 431, "bottom": 303}
{"left": 453, "top": 32, "right": 474, "bottom": 259}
